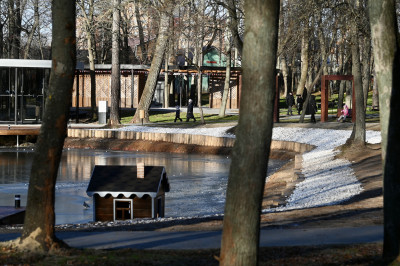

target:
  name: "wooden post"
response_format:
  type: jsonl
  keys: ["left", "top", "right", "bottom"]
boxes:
{"left": 274, "top": 74, "right": 280, "bottom": 123}
{"left": 321, "top": 75, "right": 329, "bottom": 122}
{"left": 76, "top": 70, "right": 79, "bottom": 123}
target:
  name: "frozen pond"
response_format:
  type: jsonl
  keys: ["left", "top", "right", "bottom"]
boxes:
{"left": 0, "top": 148, "right": 286, "bottom": 225}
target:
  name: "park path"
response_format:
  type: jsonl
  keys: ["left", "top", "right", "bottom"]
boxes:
{"left": 0, "top": 226, "right": 382, "bottom": 250}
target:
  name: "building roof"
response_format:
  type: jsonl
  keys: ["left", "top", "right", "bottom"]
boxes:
{"left": 0, "top": 59, "right": 84, "bottom": 69}
{"left": 86, "top": 165, "right": 170, "bottom": 198}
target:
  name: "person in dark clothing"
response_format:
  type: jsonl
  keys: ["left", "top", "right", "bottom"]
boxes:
{"left": 286, "top": 92, "right": 295, "bottom": 115}
{"left": 296, "top": 95, "right": 304, "bottom": 115}
{"left": 186, "top": 99, "right": 196, "bottom": 122}
{"left": 174, "top": 103, "right": 182, "bottom": 122}
{"left": 306, "top": 95, "right": 318, "bottom": 123}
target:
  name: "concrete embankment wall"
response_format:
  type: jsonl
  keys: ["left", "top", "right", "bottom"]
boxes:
{"left": 67, "top": 129, "right": 314, "bottom": 153}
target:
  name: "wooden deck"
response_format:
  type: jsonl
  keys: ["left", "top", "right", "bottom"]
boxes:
{"left": 0, "top": 126, "right": 40, "bottom": 136}
{"left": 0, "top": 207, "right": 25, "bottom": 225}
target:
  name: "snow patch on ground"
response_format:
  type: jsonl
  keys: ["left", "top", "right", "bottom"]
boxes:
{"left": 111, "top": 125, "right": 382, "bottom": 212}
{"left": 114, "top": 125, "right": 236, "bottom": 138}
{"left": 268, "top": 127, "right": 381, "bottom": 212}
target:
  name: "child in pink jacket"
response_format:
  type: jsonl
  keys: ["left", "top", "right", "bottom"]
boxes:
{"left": 338, "top": 104, "right": 349, "bottom": 122}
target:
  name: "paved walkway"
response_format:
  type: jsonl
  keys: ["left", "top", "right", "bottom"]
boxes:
{"left": 0, "top": 226, "right": 382, "bottom": 250}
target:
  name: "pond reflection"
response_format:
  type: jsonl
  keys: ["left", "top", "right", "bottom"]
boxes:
{"left": 0, "top": 148, "right": 286, "bottom": 224}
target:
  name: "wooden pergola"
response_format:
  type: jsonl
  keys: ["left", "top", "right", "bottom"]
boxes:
{"left": 321, "top": 75, "right": 356, "bottom": 122}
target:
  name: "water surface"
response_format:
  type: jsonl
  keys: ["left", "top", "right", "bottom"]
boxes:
{"left": 0, "top": 148, "right": 286, "bottom": 224}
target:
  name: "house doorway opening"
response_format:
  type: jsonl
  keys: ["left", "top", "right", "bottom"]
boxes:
{"left": 114, "top": 199, "right": 133, "bottom": 220}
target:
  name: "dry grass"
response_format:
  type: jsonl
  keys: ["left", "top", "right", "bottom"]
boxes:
{"left": 0, "top": 243, "right": 384, "bottom": 265}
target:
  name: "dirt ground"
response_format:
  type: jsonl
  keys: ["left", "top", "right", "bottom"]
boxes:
{"left": 62, "top": 136, "right": 383, "bottom": 233}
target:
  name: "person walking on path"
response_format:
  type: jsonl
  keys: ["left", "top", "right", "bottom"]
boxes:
{"left": 174, "top": 104, "right": 182, "bottom": 122}
{"left": 296, "top": 95, "right": 304, "bottom": 115}
{"left": 306, "top": 95, "right": 318, "bottom": 123}
{"left": 186, "top": 99, "right": 196, "bottom": 122}
{"left": 337, "top": 103, "right": 349, "bottom": 122}
{"left": 286, "top": 92, "right": 295, "bottom": 115}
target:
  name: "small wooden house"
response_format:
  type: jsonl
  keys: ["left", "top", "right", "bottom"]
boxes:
{"left": 86, "top": 164, "right": 170, "bottom": 222}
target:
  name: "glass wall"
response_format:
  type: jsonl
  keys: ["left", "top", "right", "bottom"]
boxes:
{"left": 0, "top": 68, "right": 47, "bottom": 124}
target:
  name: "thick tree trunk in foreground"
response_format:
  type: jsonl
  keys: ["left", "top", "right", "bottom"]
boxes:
{"left": 131, "top": 7, "right": 171, "bottom": 123}
{"left": 19, "top": 0, "right": 76, "bottom": 252}
{"left": 219, "top": 1, "right": 279, "bottom": 265}
{"left": 110, "top": 0, "right": 121, "bottom": 126}
{"left": 369, "top": 0, "right": 400, "bottom": 263}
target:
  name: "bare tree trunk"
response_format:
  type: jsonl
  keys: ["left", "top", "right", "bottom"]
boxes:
{"left": 299, "top": 66, "right": 322, "bottom": 123}
{"left": 219, "top": 46, "right": 231, "bottom": 117}
{"left": 349, "top": 7, "right": 366, "bottom": 144}
{"left": 219, "top": 1, "right": 280, "bottom": 265}
{"left": 196, "top": 0, "right": 205, "bottom": 124}
{"left": 23, "top": 0, "right": 39, "bottom": 59}
{"left": 316, "top": 11, "right": 328, "bottom": 75}
{"left": 281, "top": 56, "right": 289, "bottom": 95}
{"left": 369, "top": 0, "right": 400, "bottom": 263}
{"left": 372, "top": 70, "right": 379, "bottom": 109}
{"left": 196, "top": 68, "right": 205, "bottom": 124}
{"left": 131, "top": 5, "right": 171, "bottom": 123}
{"left": 0, "top": 23, "right": 3, "bottom": 58}
{"left": 225, "top": 0, "right": 243, "bottom": 56}
{"left": 135, "top": 0, "right": 147, "bottom": 64}
{"left": 296, "top": 24, "right": 310, "bottom": 97}
{"left": 164, "top": 46, "right": 170, "bottom": 108}
{"left": 82, "top": 0, "right": 98, "bottom": 121}
{"left": 361, "top": 36, "right": 371, "bottom": 108}
{"left": 88, "top": 35, "right": 98, "bottom": 121}
{"left": 110, "top": 0, "right": 121, "bottom": 126}
{"left": 19, "top": 0, "right": 75, "bottom": 252}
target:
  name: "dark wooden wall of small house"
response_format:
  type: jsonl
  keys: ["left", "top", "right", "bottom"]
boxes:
{"left": 132, "top": 195, "right": 152, "bottom": 218}
{"left": 94, "top": 194, "right": 153, "bottom": 221}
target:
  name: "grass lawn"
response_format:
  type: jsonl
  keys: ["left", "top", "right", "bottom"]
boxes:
{"left": 120, "top": 109, "right": 238, "bottom": 125}
{"left": 116, "top": 89, "right": 380, "bottom": 125}
{"left": 0, "top": 243, "right": 383, "bottom": 265}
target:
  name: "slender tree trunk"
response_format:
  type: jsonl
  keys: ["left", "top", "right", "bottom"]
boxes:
{"left": 349, "top": 9, "right": 366, "bottom": 144}
{"left": 164, "top": 46, "right": 169, "bottom": 108}
{"left": 296, "top": 24, "right": 310, "bottom": 97}
{"left": 135, "top": 0, "right": 147, "bottom": 64}
{"left": 219, "top": 47, "right": 231, "bottom": 117}
{"left": 131, "top": 6, "right": 171, "bottom": 123}
{"left": 369, "top": 0, "right": 400, "bottom": 263}
{"left": 0, "top": 23, "right": 3, "bottom": 58}
{"left": 226, "top": 0, "right": 243, "bottom": 56}
{"left": 299, "top": 66, "right": 323, "bottom": 123}
{"left": 196, "top": 0, "right": 205, "bottom": 124}
{"left": 86, "top": 0, "right": 98, "bottom": 121}
{"left": 361, "top": 36, "right": 371, "bottom": 108}
{"left": 219, "top": 1, "right": 280, "bottom": 265}
{"left": 197, "top": 69, "right": 205, "bottom": 124}
{"left": 316, "top": 11, "right": 327, "bottom": 75}
{"left": 13, "top": 0, "right": 22, "bottom": 58}
{"left": 88, "top": 37, "right": 97, "bottom": 121}
{"left": 110, "top": 0, "right": 121, "bottom": 126}
{"left": 19, "top": 0, "right": 75, "bottom": 252}
{"left": 8, "top": 0, "right": 16, "bottom": 58}
{"left": 372, "top": 70, "right": 379, "bottom": 109}
{"left": 23, "top": 0, "right": 39, "bottom": 59}
{"left": 281, "top": 56, "right": 289, "bottom": 95}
